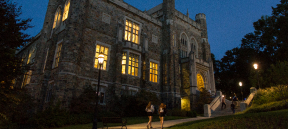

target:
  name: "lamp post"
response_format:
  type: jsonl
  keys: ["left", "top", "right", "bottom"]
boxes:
{"left": 92, "top": 52, "right": 105, "bottom": 129}
{"left": 239, "top": 82, "right": 243, "bottom": 101}
{"left": 253, "top": 63, "right": 260, "bottom": 89}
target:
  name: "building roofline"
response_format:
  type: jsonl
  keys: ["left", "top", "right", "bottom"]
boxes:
{"left": 15, "top": 32, "right": 41, "bottom": 55}
{"left": 108, "top": 0, "right": 162, "bottom": 26}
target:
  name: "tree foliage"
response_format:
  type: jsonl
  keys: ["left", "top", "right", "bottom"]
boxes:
{"left": 214, "top": 0, "right": 288, "bottom": 98}
{"left": 0, "top": 0, "right": 33, "bottom": 125}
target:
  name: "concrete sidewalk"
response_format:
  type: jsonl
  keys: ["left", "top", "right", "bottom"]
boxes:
{"left": 98, "top": 116, "right": 211, "bottom": 129}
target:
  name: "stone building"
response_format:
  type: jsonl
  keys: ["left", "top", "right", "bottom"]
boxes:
{"left": 16, "top": 0, "right": 216, "bottom": 111}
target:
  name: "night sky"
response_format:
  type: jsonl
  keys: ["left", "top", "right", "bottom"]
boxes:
{"left": 14, "top": 0, "right": 279, "bottom": 60}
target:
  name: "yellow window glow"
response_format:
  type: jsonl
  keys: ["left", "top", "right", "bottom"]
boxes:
{"left": 122, "top": 52, "right": 126, "bottom": 74}
{"left": 124, "top": 20, "right": 139, "bottom": 44}
{"left": 55, "top": 43, "right": 62, "bottom": 68}
{"left": 62, "top": 0, "right": 70, "bottom": 21}
{"left": 150, "top": 62, "right": 158, "bottom": 83}
{"left": 94, "top": 45, "right": 109, "bottom": 70}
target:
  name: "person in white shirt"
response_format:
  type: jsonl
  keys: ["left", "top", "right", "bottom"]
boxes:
{"left": 221, "top": 95, "right": 226, "bottom": 110}
{"left": 145, "top": 102, "right": 154, "bottom": 129}
{"left": 158, "top": 103, "right": 166, "bottom": 129}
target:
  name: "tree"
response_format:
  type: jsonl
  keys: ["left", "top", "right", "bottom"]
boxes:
{"left": 0, "top": 0, "right": 32, "bottom": 124}
{"left": 215, "top": 0, "right": 288, "bottom": 97}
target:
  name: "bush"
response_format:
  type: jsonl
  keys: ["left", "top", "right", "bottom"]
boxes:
{"left": 186, "top": 110, "right": 197, "bottom": 117}
{"left": 195, "top": 88, "right": 212, "bottom": 114}
{"left": 252, "top": 86, "right": 288, "bottom": 106}
{"left": 112, "top": 90, "right": 160, "bottom": 117}
{"left": 242, "top": 99, "right": 288, "bottom": 114}
{"left": 167, "top": 109, "right": 197, "bottom": 117}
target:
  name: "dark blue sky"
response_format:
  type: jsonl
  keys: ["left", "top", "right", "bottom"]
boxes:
{"left": 14, "top": 0, "right": 279, "bottom": 60}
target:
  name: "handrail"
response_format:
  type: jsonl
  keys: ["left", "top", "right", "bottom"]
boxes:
{"left": 244, "top": 92, "right": 256, "bottom": 105}
{"left": 204, "top": 91, "right": 222, "bottom": 117}
{"left": 240, "top": 89, "right": 257, "bottom": 111}
{"left": 210, "top": 96, "right": 221, "bottom": 111}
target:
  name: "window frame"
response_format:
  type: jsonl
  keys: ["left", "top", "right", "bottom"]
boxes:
{"left": 46, "top": 80, "right": 54, "bottom": 102}
{"left": 52, "top": 40, "right": 63, "bottom": 69}
{"left": 149, "top": 59, "right": 159, "bottom": 83}
{"left": 121, "top": 50, "right": 141, "bottom": 77}
{"left": 62, "top": 0, "right": 70, "bottom": 21}
{"left": 93, "top": 41, "right": 111, "bottom": 71}
{"left": 43, "top": 48, "right": 49, "bottom": 73}
{"left": 123, "top": 17, "right": 142, "bottom": 44}
{"left": 190, "top": 37, "right": 198, "bottom": 58}
{"left": 21, "top": 70, "right": 32, "bottom": 88}
{"left": 92, "top": 82, "right": 108, "bottom": 105}
{"left": 128, "top": 87, "right": 138, "bottom": 96}
{"left": 53, "top": 6, "right": 62, "bottom": 29}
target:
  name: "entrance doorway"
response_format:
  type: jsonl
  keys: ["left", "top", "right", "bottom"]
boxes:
{"left": 197, "top": 74, "right": 204, "bottom": 91}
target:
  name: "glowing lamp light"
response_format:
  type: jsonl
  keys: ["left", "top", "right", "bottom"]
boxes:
{"left": 98, "top": 52, "right": 105, "bottom": 65}
{"left": 253, "top": 63, "right": 258, "bottom": 70}
{"left": 239, "top": 82, "right": 242, "bottom": 87}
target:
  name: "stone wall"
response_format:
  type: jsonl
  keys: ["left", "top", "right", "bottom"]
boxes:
{"left": 15, "top": 0, "right": 216, "bottom": 110}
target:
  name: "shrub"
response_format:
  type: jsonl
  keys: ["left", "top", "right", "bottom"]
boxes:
{"left": 242, "top": 99, "right": 288, "bottom": 114}
{"left": 112, "top": 90, "right": 160, "bottom": 117}
{"left": 186, "top": 110, "right": 197, "bottom": 117}
{"left": 252, "top": 86, "right": 288, "bottom": 105}
{"left": 166, "top": 109, "right": 197, "bottom": 117}
{"left": 195, "top": 88, "right": 212, "bottom": 114}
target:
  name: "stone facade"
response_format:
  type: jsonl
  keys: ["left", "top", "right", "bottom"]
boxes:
{"left": 16, "top": 0, "right": 215, "bottom": 110}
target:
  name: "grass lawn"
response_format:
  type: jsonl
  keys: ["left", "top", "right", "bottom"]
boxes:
{"left": 53, "top": 116, "right": 187, "bottom": 129}
{"left": 168, "top": 109, "right": 288, "bottom": 129}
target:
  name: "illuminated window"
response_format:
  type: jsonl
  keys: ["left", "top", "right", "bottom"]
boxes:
{"left": 128, "top": 53, "right": 139, "bottom": 76}
{"left": 122, "top": 52, "right": 127, "bottom": 74}
{"left": 54, "top": 43, "right": 62, "bottom": 68}
{"left": 122, "top": 53, "right": 139, "bottom": 76}
{"left": 94, "top": 45, "right": 109, "bottom": 70}
{"left": 149, "top": 62, "right": 158, "bottom": 83}
{"left": 124, "top": 20, "right": 139, "bottom": 44}
{"left": 62, "top": 0, "right": 70, "bottom": 21}
{"left": 27, "top": 51, "right": 32, "bottom": 64}
{"left": 22, "top": 70, "right": 32, "bottom": 88}
{"left": 27, "top": 47, "right": 36, "bottom": 64}
{"left": 53, "top": 7, "right": 62, "bottom": 29}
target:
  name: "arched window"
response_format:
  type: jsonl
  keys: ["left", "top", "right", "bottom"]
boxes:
{"left": 62, "top": 0, "right": 70, "bottom": 21}
{"left": 53, "top": 7, "right": 62, "bottom": 29}
{"left": 191, "top": 38, "right": 198, "bottom": 58}
{"left": 181, "top": 34, "right": 187, "bottom": 46}
{"left": 180, "top": 33, "right": 188, "bottom": 58}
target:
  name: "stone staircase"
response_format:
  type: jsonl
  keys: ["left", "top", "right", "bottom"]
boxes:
{"left": 211, "top": 99, "right": 242, "bottom": 117}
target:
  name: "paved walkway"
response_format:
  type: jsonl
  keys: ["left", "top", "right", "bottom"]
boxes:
{"left": 211, "top": 99, "right": 242, "bottom": 117}
{"left": 99, "top": 100, "right": 242, "bottom": 129}
{"left": 98, "top": 116, "right": 211, "bottom": 129}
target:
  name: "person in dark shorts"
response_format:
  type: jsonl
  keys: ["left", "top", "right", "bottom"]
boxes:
{"left": 158, "top": 103, "right": 166, "bottom": 129}
{"left": 221, "top": 95, "right": 226, "bottom": 110}
{"left": 231, "top": 101, "right": 235, "bottom": 114}
{"left": 145, "top": 102, "right": 154, "bottom": 129}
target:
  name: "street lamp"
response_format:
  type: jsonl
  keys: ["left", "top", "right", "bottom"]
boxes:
{"left": 253, "top": 63, "right": 260, "bottom": 89}
{"left": 239, "top": 82, "right": 243, "bottom": 101}
{"left": 92, "top": 52, "right": 105, "bottom": 129}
